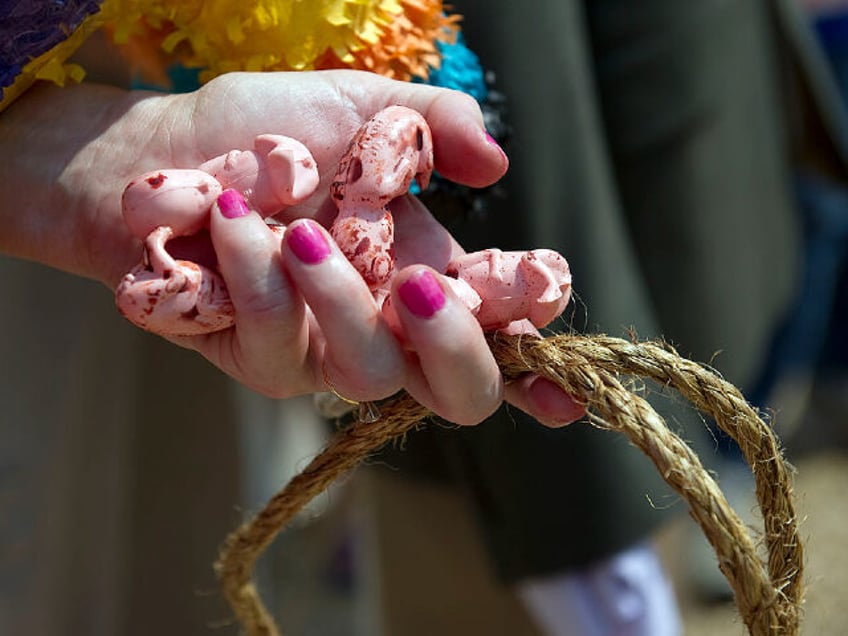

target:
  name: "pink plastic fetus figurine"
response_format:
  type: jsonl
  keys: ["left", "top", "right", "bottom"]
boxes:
{"left": 115, "top": 106, "right": 572, "bottom": 338}
{"left": 115, "top": 136, "right": 319, "bottom": 335}
{"left": 445, "top": 249, "right": 572, "bottom": 331}
{"left": 329, "top": 105, "right": 433, "bottom": 298}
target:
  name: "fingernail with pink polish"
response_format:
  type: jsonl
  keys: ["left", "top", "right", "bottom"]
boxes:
{"left": 217, "top": 189, "right": 250, "bottom": 219}
{"left": 398, "top": 270, "right": 446, "bottom": 318}
{"left": 485, "top": 131, "right": 502, "bottom": 149}
{"left": 287, "top": 220, "right": 332, "bottom": 264}
{"left": 484, "top": 131, "right": 507, "bottom": 161}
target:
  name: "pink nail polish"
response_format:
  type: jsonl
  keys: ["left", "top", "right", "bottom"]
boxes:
{"left": 484, "top": 131, "right": 507, "bottom": 162}
{"left": 398, "top": 270, "right": 446, "bottom": 318}
{"left": 287, "top": 220, "right": 332, "bottom": 264}
{"left": 217, "top": 189, "right": 250, "bottom": 219}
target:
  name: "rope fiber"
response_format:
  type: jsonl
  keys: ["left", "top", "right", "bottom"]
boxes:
{"left": 214, "top": 332, "right": 804, "bottom": 636}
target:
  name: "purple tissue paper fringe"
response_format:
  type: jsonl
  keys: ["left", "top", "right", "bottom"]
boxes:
{"left": 0, "top": 0, "right": 105, "bottom": 91}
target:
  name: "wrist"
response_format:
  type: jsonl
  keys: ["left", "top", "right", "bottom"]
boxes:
{"left": 0, "top": 82, "right": 181, "bottom": 286}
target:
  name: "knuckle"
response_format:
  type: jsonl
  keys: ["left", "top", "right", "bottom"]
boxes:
{"left": 323, "top": 357, "right": 404, "bottom": 403}
{"left": 435, "top": 385, "right": 502, "bottom": 427}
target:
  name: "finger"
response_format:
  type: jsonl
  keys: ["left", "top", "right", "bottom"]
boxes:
{"left": 339, "top": 72, "right": 508, "bottom": 188}
{"left": 390, "top": 266, "right": 503, "bottom": 425}
{"left": 485, "top": 318, "right": 586, "bottom": 427}
{"left": 504, "top": 375, "right": 587, "bottom": 428}
{"left": 204, "top": 189, "right": 312, "bottom": 395}
{"left": 281, "top": 218, "right": 405, "bottom": 401}
{"left": 391, "top": 195, "right": 464, "bottom": 271}
{"left": 394, "top": 85, "right": 509, "bottom": 188}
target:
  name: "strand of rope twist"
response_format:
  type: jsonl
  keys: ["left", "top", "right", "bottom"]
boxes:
{"left": 214, "top": 332, "right": 803, "bottom": 636}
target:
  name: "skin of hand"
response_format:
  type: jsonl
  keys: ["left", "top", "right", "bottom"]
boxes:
{"left": 0, "top": 69, "right": 585, "bottom": 426}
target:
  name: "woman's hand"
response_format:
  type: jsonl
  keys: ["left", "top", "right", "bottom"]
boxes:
{"left": 0, "top": 70, "right": 584, "bottom": 426}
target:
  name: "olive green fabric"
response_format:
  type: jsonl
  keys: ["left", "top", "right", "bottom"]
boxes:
{"left": 386, "top": 0, "right": 804, "bottom": 582}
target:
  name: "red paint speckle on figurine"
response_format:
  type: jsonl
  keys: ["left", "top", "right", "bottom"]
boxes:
{"left": 146, "top": 173, "right": 167, "bottom": 188}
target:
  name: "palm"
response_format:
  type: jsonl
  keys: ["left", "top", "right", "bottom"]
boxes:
{"left": 184, "top": 71, "right": 464, "bottom": 267}
{"left": 81, "top": 70, "right": 488, "bottom": 285}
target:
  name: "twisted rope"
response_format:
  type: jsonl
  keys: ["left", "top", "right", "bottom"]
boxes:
{"left": 214, "top": 333, "right": 804, "bottom": 636}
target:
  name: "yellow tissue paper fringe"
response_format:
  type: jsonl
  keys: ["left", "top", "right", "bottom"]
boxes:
{"left": 99, "top": 0, "right": 459, "bottom": 84}
{"left": 0, "top": 0, "right": 458, "bottom": 112}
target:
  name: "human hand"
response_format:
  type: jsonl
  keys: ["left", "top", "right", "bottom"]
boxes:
{"left": 190, "top": 190, "right": 583, "bottom": 426}
{"left": 1, "top": 70, "right": 584, "bottom": 426}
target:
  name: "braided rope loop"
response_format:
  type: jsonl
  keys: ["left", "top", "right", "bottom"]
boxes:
{"left": 215, "top": 333, "right": 803, "bottom": 636}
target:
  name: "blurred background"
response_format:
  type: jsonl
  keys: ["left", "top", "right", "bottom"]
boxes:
{"left": 1, "top": 0, "right": 847, "bottom": 634}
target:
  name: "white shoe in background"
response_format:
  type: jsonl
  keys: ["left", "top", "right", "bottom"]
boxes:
{"left": 516, "top": 542, "right": 682, "bottom": 636}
